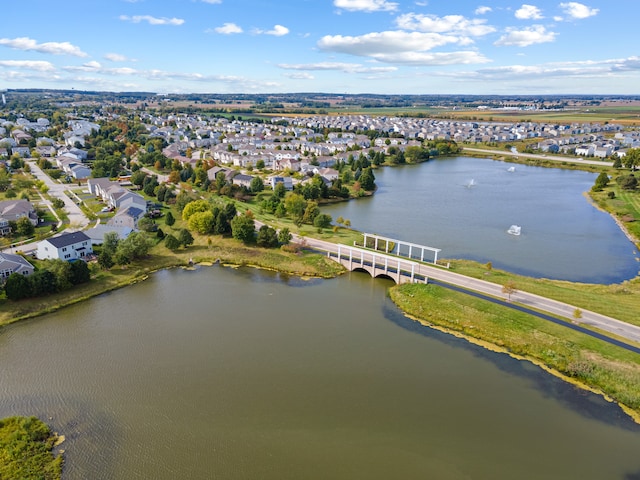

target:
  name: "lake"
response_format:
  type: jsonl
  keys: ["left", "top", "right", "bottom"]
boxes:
{"left": 323, "top": 157, "right": 640, "bottom": 283}
{"left": 1, "top": 266, "right": 640, "bottom": 479}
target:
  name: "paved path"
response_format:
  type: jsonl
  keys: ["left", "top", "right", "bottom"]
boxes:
{"left": 462, "top": 147, "right": 614, "bottom": 167}
{"left": 300, "top": 236, "right": 640, "bottom": 345}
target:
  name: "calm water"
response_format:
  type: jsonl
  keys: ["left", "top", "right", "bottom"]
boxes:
{"left": 1, "top": 266, "right": 640, "bottom": 479}
{"left": 324, "top": 157, "right": 640, "bottom": 283}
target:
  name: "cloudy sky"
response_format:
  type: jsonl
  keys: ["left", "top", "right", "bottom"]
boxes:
{"left": 0, "top": 0, "right": 636, "bottom": 95}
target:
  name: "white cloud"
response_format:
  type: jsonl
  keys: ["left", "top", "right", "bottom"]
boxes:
{"left": 395, "top": 13, "right": 495, "bottom": 36}
{"left": 201, "top": 0, "right": 222, "bottom": 3}
{"left": 515, "top": 4, "right": 544, "bottom": 20}
{"left": 0, "top": 60, "right": 56, "bottom": 71}
{"left": 559, "top": 2, "right": 598, "bottom": 19}
{"left": 119, "top": 15, "right": 184, "bottom": 26}
{"left": 333, "top": 0, "right": 398, "bottom": 12}
{"left": 259, "top": 25, "right": 290, "bottom": 36}
{"left": 104, "top": 53, "right": 128, "bottom": 62}
{"left": 284, "top": 72, "right": 315, "bottom": 80}
{"left": 0, "top": 37, "right": 88, "bottom": 57}
{"left": 495, "top": 25, "right": 556, "bottom": 47}
{"left": 318, "top": 31, "right": 490, "bottom": 66}
{"left": 278, "top": 62, "right": 397, "bottom": 73}
{"left": 475, "top": 6, "right": 492, "bottom": 15}
{"left": 213, "top": 23, "right": 243, "bottom": 34}
{"left": 319, "top": 31, "right": 465, "bottom": 56}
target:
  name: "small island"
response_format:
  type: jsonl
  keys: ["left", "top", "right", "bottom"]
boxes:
{"left": 0, "top": 416, "right": 63, "bottom": 480}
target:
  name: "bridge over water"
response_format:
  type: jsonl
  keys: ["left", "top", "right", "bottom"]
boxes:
{"left": 328, "top": 244, "right": 428, "bottom": 285}
{"left": 301, "top": 233, "right": 640, "bottom": 345}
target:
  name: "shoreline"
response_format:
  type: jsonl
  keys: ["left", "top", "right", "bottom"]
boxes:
{"left": 397, "top": 308, "right": 640, "bottom": 425}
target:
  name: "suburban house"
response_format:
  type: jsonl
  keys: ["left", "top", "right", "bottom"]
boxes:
{"left": 0, "top": 252, "right": 34, "bottom": 283}
{"left": 87, "top": 178, "right": 147, "bottom": 211}
{"left": 269, "top": 176, "right": 293, "bottom": 191}
{"left": 84, "top": 225, "right": 133, "bottom": 246}
{"left": 107, "top": 205, "right": 146, "bottom": 230}
{"left": 36, "top": 231, "right": 93, "bottom": 261}
{"left": 231, "top": 173, "right": 254, "bottom": 189}
{"left": 0, "top": 200, "right": 39, "bottom": 235}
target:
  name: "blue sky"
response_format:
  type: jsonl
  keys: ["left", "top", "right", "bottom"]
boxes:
{"left": 1, "top": 0, "right": 637, "bottom": 95}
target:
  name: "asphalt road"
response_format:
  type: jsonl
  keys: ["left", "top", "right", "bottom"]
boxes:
{"left": 27, "top": 160, "right": 91, "bottom": 230}
{"left": 301, "top": 236, "right": 640, "bottom": 345}
{"left": 462, "top": 147, "right": 614, "bottom": 167}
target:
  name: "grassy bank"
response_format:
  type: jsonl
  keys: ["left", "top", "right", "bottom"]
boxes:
{"left": 389, "top": 282, "right": 640, "bottom": 422}
{"left": 0, "top": 416, "right": 63, "bottom": 480}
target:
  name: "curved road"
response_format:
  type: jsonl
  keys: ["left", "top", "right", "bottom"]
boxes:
{"left": 300, "top": 236, "right": 640, "bottom": 345}
{"left": 27, "top": 160, "right": 90, "bottom": 230}
{"left": 462, "top": 147, "right": 614, "bottom": 167}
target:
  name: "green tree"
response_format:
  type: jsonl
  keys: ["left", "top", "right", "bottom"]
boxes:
{"left": 249, "top": 176, "right": 264, "bottom": 193}
{"left": 188, "top": 210, "right": 215, "bottom": 235}
{"left": 4, "top": 273, "right": 31, "bottom": 300}
{"left": 302, "top": 201, "right": 320, "bottom": 224}
{"left": 164, "top": 233, "right": 181, "bottom": 250}
{"left": 69, "top": 260, "right": 91, "bottom": 285}
{"left": 15, "top": 217, "right": 35, "bottom": 237}
{"left": 623, "top": 148, "right": 640, "bottom": 170}
{"left": 178, "top": 228, "right": 194, "bottom": 248}
{"left": 284, "top": 192, "right": 307, "bottom": 222}
{"left": 359, "top": 167, "right": 376, "bottom": 191}
{"left": 231, "top": 214, "right": 255, "bottom": 244}
{"left": 404, "top": 146, "right": 430, "bottom": 164}
{"left": 102, "top": 231, "right": 120, "bottom": 256}
{"left": 98, "top": 251, "right": 114, "bottom": 270}
{"left": 592, "top": 172, "right": 610, "bottom": 191}
{"left": 313, "top": 213, "right": 332, "bottom": 229}
{"left": 256, "top": 225, "right": 278, "bottom": 248}
{"left": 277, "top": 227, "right": 292, "bottom": 245}
{"left": 182, "top": 199, "right": 210, "bottom": 221}
{"left": 165, "top": 211, "right": 175, "bottom": 226}
{"left": 273, "top": 181, "right": 287, "bottom": 199}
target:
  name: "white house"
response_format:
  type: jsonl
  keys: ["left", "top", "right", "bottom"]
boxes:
{"left": 36, "top": 231, "right": 93, "bottom": 261}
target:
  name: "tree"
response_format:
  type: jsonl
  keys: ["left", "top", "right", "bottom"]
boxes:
{"left": 131, "top": 170, "right": 147, "bottom": 189}
{"left": 165, "top": 211, "right": 175, "bottom": 226}
{"left": 302, "top": 201, "right": 320, "bottom": 224}
{"left": 256, "top": 225, "right": 278, "bottom": 248}
{"left": 4, "top": 272, "right": 31, "bottom": 300}
{"left": 313, "top": 213, "right": 332, "bottom": 229}
{"left": 572, "top": 308, "right": 583, "bottom": 324}
{"left": 178, "top": 228, "right": 194, "bottom": 248}
{"left": 231, "top": 214, "right": 255, "bottom": 244}
{"left": 69, "top": 260, "right": 91, "bottom": 285}
{"left": 15, "top": 217, "right": 35, "bottom": 237}
{"left": 52, "top": 198, "right": 65, "bottom": 209}
{"left": 623, "top": 148, "right": 640, "bottom": 170}
{"left": 98, "top": 251, "right": 114, "bottom": 270}
{"left": 502, "top": 281, "right": 517, "bottom": 301}
{"left": 284, "top": 192, "right": 307, "bottom": 222}
{"left": 102, "top": 231, "right": 120, "bottom": 256}
{"left": 359, "top": 167, "right": 376, "bottom": 191}
{"left": 277, "top": 227, "right": 292, "bottom": 245}
{"left": 404, "top": 146, "right": 430, "bottom": 164}
{"left": 249, "top": 176, "right": 264, "bottom": 193}
{"left": 617, "top": 174, "right": 637, "bottom": 190}
{"left": 164, "top": 233, "right": 181, "bottom": 250}
{"left": 182, "top": 200, "right": 210, "bottom": 221}
{"left": 188, "top": 210, "right": 215, "bottom": 234}
{"left": 592, "top": 172, "right": 609, "bottom": 191}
